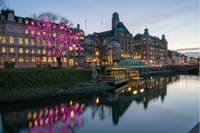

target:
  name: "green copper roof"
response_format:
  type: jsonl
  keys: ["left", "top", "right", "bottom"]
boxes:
{"left": 119, "top": 59, "right": 145, "bottom": 66}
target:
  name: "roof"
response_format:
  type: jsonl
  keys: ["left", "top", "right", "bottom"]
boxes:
{"left": 115, "top": 22, "right": 130, "bottom": 34}
{"left": 96, "top": 30, "right": 115, "bottom": 38}
{"left": 95, "top": 21, "right": 131, "bottom": 39}
{"left": 119, "top": 59, "right": 145, "bottom": 66}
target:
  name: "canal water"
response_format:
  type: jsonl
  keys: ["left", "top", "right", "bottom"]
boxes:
{"left": 0, "top": 74, "right": 199, "bottom": 133}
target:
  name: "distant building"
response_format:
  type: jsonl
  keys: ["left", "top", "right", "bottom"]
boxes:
{"left": 0, "top": 9, "right": 84, "bottom": 68}
{"left": 84, "top": 12, "right": 133, "bottom": 66}
{"left": 84, "top": 12, "right": 169, "bottom": 66}
{"left": 132, "top": 29, "right": 168, "bottom": 66}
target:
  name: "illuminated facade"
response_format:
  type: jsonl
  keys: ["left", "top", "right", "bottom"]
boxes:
{"left": 132, "top": 28, "right": 168, "bottom": 66}
{"left": 84, "top": 12, "right": 169, "bottom": 66}
{"left": 0, "top": 10, "right": 84, "bottom": 68}
{"left": 84, "top": 12, "right": 133, "bottom": 66}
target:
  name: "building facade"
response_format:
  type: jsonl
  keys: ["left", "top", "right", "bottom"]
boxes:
{"left": 0, "top": 9, "right": 84, "bottom": 68}
{"left": 84, "top": 12, "right": 133, "bottom": 66}
{"left": 132, "top": 29, "right": 168, "bottom": 66}
{"left": 84, "top": 12, "right": 169, "bottom": 67}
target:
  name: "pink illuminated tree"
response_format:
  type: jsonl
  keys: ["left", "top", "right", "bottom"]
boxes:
{"left": 26, "top": 19, "right": 83, "bottom": 67}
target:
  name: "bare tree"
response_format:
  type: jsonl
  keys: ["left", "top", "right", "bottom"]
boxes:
{"left": 60, "top": 17, "right": 73, "bottom": 27}
{"left": 31, "top": 12, "right": 73, "bottom": 27}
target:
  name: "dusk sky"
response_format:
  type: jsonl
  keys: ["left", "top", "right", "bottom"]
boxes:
{"left": 6, "top": 0, "right": 200, "bottom": 50}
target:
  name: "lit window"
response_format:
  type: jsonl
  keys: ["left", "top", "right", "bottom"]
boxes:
{"left": 43, "top": 40, "right": 46, "bottom": 46}
{"left": 32, "top": 49, "right": 35, "bottom": 54}
{"left": 19, "top": 48, "right": 23, "bottom": 53}
{"left": 10, "top": 48, "right": 14, "bottom": 53}
{"left": 26, "top": 57, "right": 30, "bottom": 62}
{"left": 63, "top": 57, "right": 67, "bottom": 62}
{"left": 48, "top": 50, "right": 51, "bottom": 55}
{"left": 31, "top": 30, "right": 35, "bottom": 35}
{"left": 26, "top": 49, "right": 29, "bottom": 54}
{"left": 37, "top": 49, "right": 41, "bottom": 54}
{"left": 19, "top": 57, "right": 24, "bottom": 62}
{"left": 25, "top": 38, "right": 29, "bottom": 45}
{"left": 32, "top": 57, "right": 36, "bottom": 62}
{"left": 69, "top": 46, "right": 73, "bottom": 51}
{"left": 43, "top": 57, "right": 47, "bottom": 62}
{"left": 43, "top": 49, "right": 46, "bottom": 54}
{"left": 48, "top": 57, "right": 52, "bottom": 62}
{"left": 53, "top": 33, "right": 56, "bottom": 37}
{"left": 10, "top": 57, "right": 15, "bottom": 62}
{"left": 1, "top": 36, "right": 6, "bottom": 44}
{"left": 18, "top": 38, "right": 23, "bottom": 44}
{"left": 25, "top": 29, "right": 29, "bottom": 34}
{"left": 53, "top": 57, "right": 57, "bottom": 62}
{"left": 37, "top": 31, "right": 40, "bottom": 35}
{"left": 25, "top": 20, "right": 29, "bottom": 24}
{"left": 10, "top": 37, "right": 14, "bottom": 44}
{"left": 31, "top": 39, "right": 35, "bottom": 46}
{"left": 2, "top": 47, "right": 6, "bottom": 53}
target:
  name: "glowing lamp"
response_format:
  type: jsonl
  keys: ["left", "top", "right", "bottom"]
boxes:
{"left": 133, "top": 90, "right": 138, "bottom": 95}
{"left": 140, "top": 89, "right": 144, "bottom": 93}
{"left": 70, "top": 100, "right": 73, "bottom": 106}
{"left": 95, "top": 97, "right": 100, "bottom": 104}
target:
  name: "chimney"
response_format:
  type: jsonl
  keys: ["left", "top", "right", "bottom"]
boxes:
{"left": 77, "top": 24, "right": 80, "bottom": 30}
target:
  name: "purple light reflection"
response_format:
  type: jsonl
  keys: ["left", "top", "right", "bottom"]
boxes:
{"left": 28, "top": 102, "right": 86, "bottom": 133}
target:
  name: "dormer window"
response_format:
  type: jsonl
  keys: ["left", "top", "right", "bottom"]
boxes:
{"left": 25, "top": 20, "right": 29, "bottom": 24}
{"left": 7, "top": 13, "right": 15, "bottom": 22}
{"left": 18, "top": 18, "right": 22, "bottom": 23}
{"left": 1, "top": 15, "right": 5, "bottom": 21}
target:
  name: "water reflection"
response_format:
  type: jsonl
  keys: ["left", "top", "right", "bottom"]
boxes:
{"left": 121, "top": 75, "right": 180, "bottom": 109}
{"left": 1, "top": 74, "right": 192, "bottom": 133}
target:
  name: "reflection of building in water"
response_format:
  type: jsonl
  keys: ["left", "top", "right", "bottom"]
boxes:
{"left": 1, "top": 102, "right": 86, "bottom": 133}
{"left": 0, "top": 75, "right": 180, "bottom": 131}
{"left": 122, "top": 75, "right": 179, "bottom": 109}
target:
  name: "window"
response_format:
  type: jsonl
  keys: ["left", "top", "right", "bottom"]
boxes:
{"left": 43, "top": 40, "right": 46, "bottom": 46}
{"left": 37, "top": 49, "right": 41, "bottom": 54}
{"left": 10, "top": 57, "right": 15, "bottom": 62}
{"left": 31, "top": 30, "right": 35, "bottom": 35}
{"left": 25, "top": 20, "right": 29, "bottom": 24}
{"left": 19, "top": 57, "right": 24, "bottom": 62}
{"left": 32, "top": 49, "right": 35, "bottom": 54}
{"left": 43, "top": 49, "right": 46, "bottom": 54}
{"left": 25, "top": 38, "right": 29, "bottom": 45}
{"left": 18, "top": 38, "right": 23, "bottom": 44}
{"left": 25, "top": 49, "right": 29, "bottom": 54}
{"left": 10, "top": 37, "right": 14, "bottom": 44}
{"left": 53, "top": 33, "right": 56, "bottom": 37}
{"left": 25, "top": 29, "right": 29, "bottom": 34}
{"left": 2, "top": 47, "right": 6, "bottom": 53}
{"left": 37, "top": 31, "right": 40, "bottom": 35}
{"left": 53, "top": 57, "right": 57, "bottom": 62}
{"left": 31, "top": 39, "right": 35, "bottom": 46}
{"left": 19, "top": 48, "right": 23, "bottom": 53}
{"left": 43, "top": 57, "right": 47, "bottom": 62}
{"left": 32, "top": 57, "right": 36, "bottom": 62}
{"left": 10, "top": 48, "right": 14, "bottom": 53}
{"left": 48, "top": 50, "right": 51, "bottom": 55}
{"left": 48, "top": 57, "right": 52, "bottom": 63}
{"left": 1, "top": 36, "right": 6, "bottom": 44}
{"left": 63, "top": 57, "right": 67, "bottom": 62}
